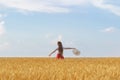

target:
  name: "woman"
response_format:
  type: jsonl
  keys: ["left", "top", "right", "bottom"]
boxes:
{"left": 49, "top": 41, "right": 75, "bottom": 59}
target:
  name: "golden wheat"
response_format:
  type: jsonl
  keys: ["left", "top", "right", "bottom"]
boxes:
{"left": 0, "top": 57, "right": 120, "bottom": 80}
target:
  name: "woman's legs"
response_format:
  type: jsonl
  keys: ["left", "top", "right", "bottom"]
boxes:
{"left": 56, "top": 54, "right": 64, "bottom": 59}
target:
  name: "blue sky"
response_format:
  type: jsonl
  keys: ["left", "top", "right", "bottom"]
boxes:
{"left": 0, "top": 0, "right": 120, "bottom": 57}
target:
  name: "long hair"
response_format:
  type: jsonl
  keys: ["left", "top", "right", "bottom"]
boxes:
{"left": 57, "top": 41, "right": 63, "bottom": 53}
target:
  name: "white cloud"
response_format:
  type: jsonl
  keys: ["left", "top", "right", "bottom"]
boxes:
{"left": 58, "top": 35, "right": 62, "bottom": 41}
{"left": 0, "top": 0, "right": 120, "bottom": 16}
{"left": 91, "top": 0, "right": 120, "bottom": 16}
{"left": 0, "top": 0, "right": 69, "bottom": 13}
{"left": 101, "top": 27, "right": 116, "bottom": 33}
{"left": 0, "top": 0, "right": 88, "bottom": 13}
{"left": 49, "top": 0, "right": 87, "bottom": 6}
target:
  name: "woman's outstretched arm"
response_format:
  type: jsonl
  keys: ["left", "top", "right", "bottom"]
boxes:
{"left": 49, "top": 48, "right": 58, "bottom": 56}
{"left": 64, "top": 47, "right": 76, "bottom": 50}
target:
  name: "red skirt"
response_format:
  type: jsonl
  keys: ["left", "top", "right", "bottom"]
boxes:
{"left": 56, "top": 53, "right": 64, "bottom": 59}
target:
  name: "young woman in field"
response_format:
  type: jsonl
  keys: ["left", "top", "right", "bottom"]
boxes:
{"left": 49, "top": 41, "right": 76, "bottom": 59}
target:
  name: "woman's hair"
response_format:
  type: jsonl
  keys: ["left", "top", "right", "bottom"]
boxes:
{"left": 57, "top": 41, "right": 63, "bottom": 53}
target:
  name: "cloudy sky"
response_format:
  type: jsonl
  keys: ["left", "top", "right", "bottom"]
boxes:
{"left": 0, "top": 0, "right": 120, "bottom": 57}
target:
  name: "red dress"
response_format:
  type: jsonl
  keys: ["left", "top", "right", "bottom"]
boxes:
{"left": 56, "top": 53, "right": 64, "bottom": 59}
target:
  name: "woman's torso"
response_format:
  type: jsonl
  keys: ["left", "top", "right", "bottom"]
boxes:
{"left": 58, "top": 47, "right": 63, "bottom": 55}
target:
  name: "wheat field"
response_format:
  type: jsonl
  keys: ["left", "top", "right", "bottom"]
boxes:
{"left": 0, "top": 57, "right": 120, "bottom": 80}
